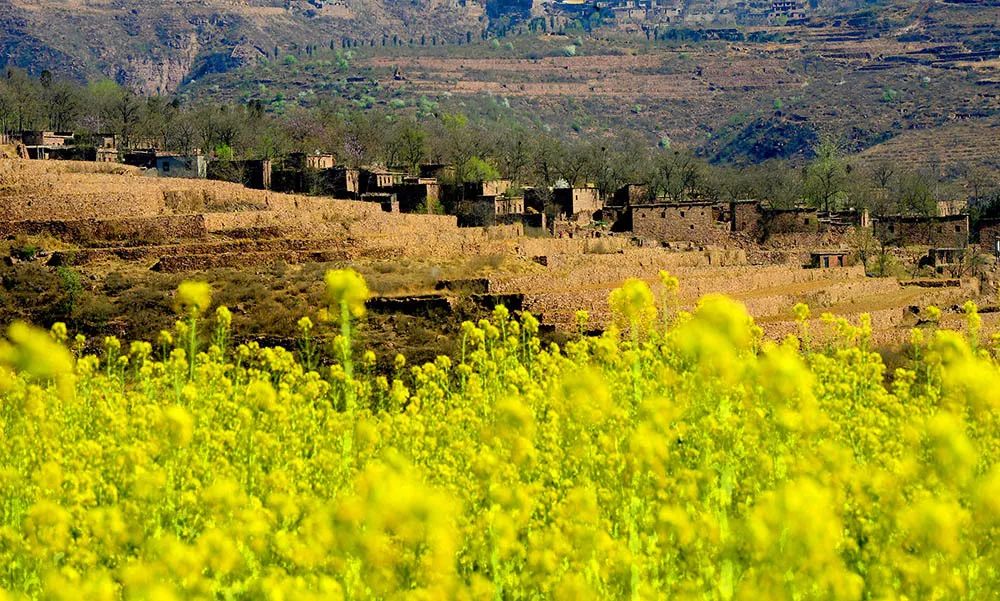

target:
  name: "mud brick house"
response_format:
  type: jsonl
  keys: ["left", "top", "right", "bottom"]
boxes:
{"left": 613, "top": 184, "right": 651, "bottom": 207}
{"left": 476, "top": 179, "right": 513, "bottom": 198}
{"left": 96, "top": 148, "right": 119, "bottom": 163}
{"left": 875, "top": 215, "right": 969, "bottom": 248}
{"left": 977, "top": 218, "right": 1000, "bottom": 254}
{"left": 285, "top": 152, "right": 336, "bottom": 171}
{"left": 937, "top": 199, "right": 968, "bottom": 217}
{"left": 631, "top": 201, "right": 725, "bottom": 244}
{"left": 394, "top": 177, "right": 441, "bottom": 213}
{"left": 819, "top": 209, "right": 870, "bottom": 229}
{"left": 156, "top": 154, "right": 207, "bottom": 179}
{"left": 361, "top": 169, "right": 405, "bottom": 193}
{"left": 761, "top": 207, "right": 820, "bottom": 235}
{"left": 457, "top": 194, "right": 525, "bottom": 227}
{"left": 921, "top": 248, "right": 965, "bottom": 272}
{"left": 323, "top": 167, "right": 361, "bottom": 198}
{"left": 553, "top": 186, "right": 602, "bottom": 218}
{"left": 20, "top": 131, "right": 74, "bottom": 146}
{"left": 444, "top": 179, "right": 514, "bottom": 211}
{"left": 809, "top": 250, "right": 850, "bottom": 269}
{"left": 728, "top": 199, "right": 763, "bottom": 234}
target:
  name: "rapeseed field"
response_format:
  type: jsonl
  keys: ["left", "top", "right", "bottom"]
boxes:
{"left": 0, "top": 270, "right": 997, "bottom": 600}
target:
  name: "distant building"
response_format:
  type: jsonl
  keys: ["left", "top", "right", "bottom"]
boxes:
{"left": 326, "top": 167, "right": 361, "bottom": 198}
{"left": 156, "top": 154, "right": 208, "bottom": 179}
{"left": 457, "top": 194, "right": 525, "bottom": 227}
{"left": 553, "top": 186, "right": 602, "bottom": 218}
{"left": 936, "top": 199, "right": 968, "bottom": 217}
{"left": 630, "top": 201, "right": 725, "bottom": 244}
{"left": 394, "top": 177, "right": 442, "bottom": 213}
{"left": 361, "top": 168, "right": 406, "bottom": 193}
{"left": 612, "top": 183, "right": 650, "bottom": 207}
{"left": 809, "top": 250, "right": 850, "bottom": 269}
{"left": 20, "top": 131, "right": 74, "bottom": 147}
{"left": 286, "top": 152, "right": 336, "bottom": 171}
{"left": 760, "top": 207, "right": 820, "bottom": 235}
{"left": 875, "top": 214, "right": 969, "bottom": 248}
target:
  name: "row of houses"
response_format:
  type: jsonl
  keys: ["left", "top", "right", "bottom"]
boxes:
{"left": 8, "top": 130, "right": 994, "bottom": 259}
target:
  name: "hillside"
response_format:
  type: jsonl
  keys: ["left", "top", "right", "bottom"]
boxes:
{"left": 0, "top": 0, "right": 488, "bottom": 94}
{"left": 178, "top": 1, "right": 1000, "bottom": 165}
{"left": 1, "top": 1, "right": 998, "bottom": 166}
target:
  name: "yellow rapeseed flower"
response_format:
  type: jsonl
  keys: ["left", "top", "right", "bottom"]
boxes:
{"left": 325, "top": 269, "right": 370, "bottom": 318}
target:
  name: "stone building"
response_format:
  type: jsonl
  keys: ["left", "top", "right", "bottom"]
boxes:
{"left": 394, "top": 177, "right": 442, "bottom": 213}
{"left": 156, "top": 154, "right": 207, "bottom": 179}
{"left": 630, "top": 201, "right": 724, "bottom": 244}
{"left": 612, "top": 183, "right": 650, "bottom": 207}
{"left": 21, "top": 131, "right": 74, "bottom": 146}
{"left": 728, "top": 199, "right": 763, "bottom": 234}
{"left": 361, "top": 168, "right": 405, "bottom": 193}
{"left": 761, "top": 207, "right": 820, "bottom": 236}
{"left": 874, "top": 214, "right": 969, "bottom": 248}
{"left": 457, "top": 194, "right": 525, "bottom": 227}
{"left": 361, "top": 192, "right": 399, "bottom": 213}
{"left": 553, "top": 186, "right": 602, "bottom": 218}
{"left": 977, "top": 218, "right": 1000, "bottom": 254}
{"left": 285, "top": 152, "right": 336, "bottom": 171}
{"left": 325, "top": 167, "right": 361, "bottom": 198}
{"left": 809, "top": 250, "right": 850, "bottom": 269}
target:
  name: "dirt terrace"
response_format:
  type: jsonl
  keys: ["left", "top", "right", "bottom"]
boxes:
{"left": 1, "top": 159, "right": 988, "bottom": 349}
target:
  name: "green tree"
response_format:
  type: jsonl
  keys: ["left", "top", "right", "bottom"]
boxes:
{"left": 804, "top": 140, "right": 848, "bottom": 212}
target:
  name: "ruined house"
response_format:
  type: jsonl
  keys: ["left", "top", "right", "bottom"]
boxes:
{"left": 760, "top": 207, "right": 820, "bottom": 236}
{"left": 612, "top": 183, "right": 651, "bottom": 207}
{"left": 285, "top": 152, "right": 336, "bottom": 171}
{"left": 361, "top": 168, "right": 406, "bottom": 193}
{"left": 630, "top": 202, "right": 725, "bottom": 244}
{"left": 874, "top": 214, "right": 969, "bottom": 248}
{"left": 20, "top": 131, "right": 74, "bottom": 146}
{"left": 552, "top": 186, "right": 602, "bottom": 219}
{"left": 727, "top": 199, "right": 764, "bottom": 234}
{"left": 457, "top": 194, "right": 525, "bottom": 227}
{"left": 809, "top": 250, "right": 850, "bottom": 269}
{"left": 921, "top": 248, "right": 965, "bottom": 272}
{"left": 977, "top": 218, "right": 1000, "bottom": 253}
{"left": 361, "top": 192, "right": 399, "bottom": 213}
{"left": 394, "top": 177, "right": 442, "bottom": 213}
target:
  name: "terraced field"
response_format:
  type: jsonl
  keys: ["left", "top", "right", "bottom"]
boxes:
{"left": 1, "top": 159, "right": 991, "bottom": 355}
{"left": 858, "top": 117, "right": 1000, "bottom": 173}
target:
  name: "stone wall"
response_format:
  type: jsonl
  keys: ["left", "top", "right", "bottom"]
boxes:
{"left": 977, "top": 218, "right": 1000, "bottom": 248}
{"left": 631, "top": 203, "right": 728, "bottom": 244}
{"left": 875, "top": 215, "right": 969, "bottom": 248}
{"left": 0, "top": 215, "right": 208, "bottom": 245}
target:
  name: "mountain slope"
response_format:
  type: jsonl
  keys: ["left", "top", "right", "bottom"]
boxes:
{"left": 0, "top": 0, "right": 488, "bottom": 94}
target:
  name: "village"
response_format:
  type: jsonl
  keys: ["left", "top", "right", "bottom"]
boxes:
{"left": 6, "top": 128, "right": 998, "bottom": 280}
